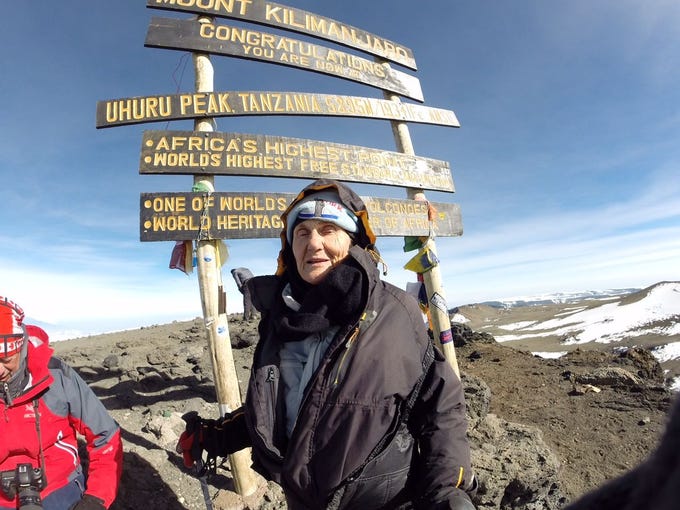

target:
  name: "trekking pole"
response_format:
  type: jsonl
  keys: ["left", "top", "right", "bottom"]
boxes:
{"left": 191, "top": 15, "right": 258, "bottom": 497}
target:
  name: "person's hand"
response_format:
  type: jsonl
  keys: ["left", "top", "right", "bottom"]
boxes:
{"left": 176, "top": 411, "right": 204, "bottom": 468}
{"left": 70, "top": 494, "right": 106, "bottom": 510}
{"left": 176, "top": 409, "right": 251, "bottom": 471}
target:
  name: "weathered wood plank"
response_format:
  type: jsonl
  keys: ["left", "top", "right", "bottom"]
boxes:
{"left": 144, "top": 17, "right": 423, "bottom": 101}
{"left": 139, "top": 130, "right": 455, "bottom": 192}
{"left": 140, "top": 192, "right": 462, "bottom": 241}
{"left": 96, "top": 91, "right": 459, "bottom": 128}
{"left": 146, "top": 0, "right": 417, "bottom": 70}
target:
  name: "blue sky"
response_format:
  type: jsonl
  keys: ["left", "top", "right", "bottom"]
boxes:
{"left": 1, "top": 0, "right": 679, "bottom": 337}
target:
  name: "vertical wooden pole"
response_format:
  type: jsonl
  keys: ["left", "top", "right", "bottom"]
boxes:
{"left": 192, "top": 17, "right": 258, "bottom": 497}
{"left": 383, "top": 87, "right": 461, "bottom": 378}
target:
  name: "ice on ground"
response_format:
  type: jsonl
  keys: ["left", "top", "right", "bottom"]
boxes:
{"left": 532, "top": 351, "right": 568, "bottom": 359}
{"left": 555, "top": 307, "right": 587, "bottom": 317}
{"left": 499, "top": 321, "right": 536, "bottom": 331}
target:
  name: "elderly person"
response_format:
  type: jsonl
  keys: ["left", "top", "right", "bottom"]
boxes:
{"left": 0, "top": 296, "right": 122, "bottom": 510}
{"left": 178, "top": 179, "right": 476, "bottom": 509}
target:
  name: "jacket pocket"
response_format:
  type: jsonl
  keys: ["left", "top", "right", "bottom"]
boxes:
{"left": 333, "top": 422, "right": 414, "bottom": 510}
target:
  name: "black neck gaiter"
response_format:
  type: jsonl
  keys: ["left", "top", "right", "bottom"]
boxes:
{"left": 275, "top": 257, "right": 367, "bottom": 343}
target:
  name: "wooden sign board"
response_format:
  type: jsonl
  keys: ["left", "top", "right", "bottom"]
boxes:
{"left": 140, "top": 192, "right": 462, "bottom": 241}
{"left": 96, "top": 91, "right": 459, "bottom": 129}
{"left": 146, "top": 0, "right": 417, "bottom": 70}
{"left": 145, "top": 17, "right": 424, "bottom": 102}
{"left": 139, "top": 130, "right": 455, "bottom": 192}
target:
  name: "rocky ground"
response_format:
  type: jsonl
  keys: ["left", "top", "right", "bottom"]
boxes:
{"left": 51, "top": 315, "right": 676, "bottom": 510}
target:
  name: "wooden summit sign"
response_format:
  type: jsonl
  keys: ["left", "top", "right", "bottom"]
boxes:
{"left": 146, "top": 0, "right": 417, "bottom": 70}
{"left": 96, "top": 91, "right": 459, "bottom": 128}
{"left": 139, "top": 130, "right": 455, "bottom": 192}
{"left": 145, "top": 17, "right": 424, "bottom": 102}
{"left": 140, "top": 192, "right": 462, "bottom": 241}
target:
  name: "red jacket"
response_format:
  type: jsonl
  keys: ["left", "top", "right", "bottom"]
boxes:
{"left": 0, "top": 327, "right": 122, "bottom": 508}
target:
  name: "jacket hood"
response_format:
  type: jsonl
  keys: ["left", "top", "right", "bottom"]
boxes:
{"left": 276, "top": 179, "right": 377, "bottom": 275}
{"left": 4, "top": 327, "right": 54, "bottom": 406}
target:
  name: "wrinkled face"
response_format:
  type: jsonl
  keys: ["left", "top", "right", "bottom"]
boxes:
{"left": 292, "top": 219, "right": 353, "bottom": 284}
{"left": 0, "top": 352, "right": 21, "bottom": 383}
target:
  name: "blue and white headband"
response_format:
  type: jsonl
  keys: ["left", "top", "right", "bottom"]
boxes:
{"left": 286, "top": 191, "right": 359, "bottom": 243}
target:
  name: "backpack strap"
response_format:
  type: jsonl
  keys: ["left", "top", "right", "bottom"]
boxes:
{"left": 402, "top": 339, "right": 436, "bottom": 424}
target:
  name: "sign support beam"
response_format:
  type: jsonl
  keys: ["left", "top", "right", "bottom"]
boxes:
{"left": 191, "top": 16, "right": 258, "bottom": 497}
{"left": 383, "top": 87, "right": 461, "bottom": 378}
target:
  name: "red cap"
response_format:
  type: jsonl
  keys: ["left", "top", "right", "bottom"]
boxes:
{"left": 0, "top": 296, "right": 26, "bottom": 357}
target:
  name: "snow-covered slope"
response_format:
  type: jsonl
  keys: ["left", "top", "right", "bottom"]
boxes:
{"left": 492, "top": 282, "right": 680, "bottom": 345}
{"left": 453, "top": 282, "right": 680, "bottom": 389}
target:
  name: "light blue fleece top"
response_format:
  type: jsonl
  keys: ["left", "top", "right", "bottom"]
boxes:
{"left": 279, "top": 283, "right": 338, "bottom": 438}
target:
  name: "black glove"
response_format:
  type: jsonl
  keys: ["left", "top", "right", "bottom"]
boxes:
{"left": 175, "top": 410, "right": 250, "bottom": 470}
{"left": 70, "top": 494, "right": 106, "bottom": 510}
{"left": 176, "top": 411, "right": 204, "bottom": 469}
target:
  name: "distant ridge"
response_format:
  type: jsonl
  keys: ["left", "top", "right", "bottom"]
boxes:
{"left": 477, "top": 287, "right": 641, "bottom": 309}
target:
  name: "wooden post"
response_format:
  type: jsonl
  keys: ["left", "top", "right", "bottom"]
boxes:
{"left": 192, "top": 17, "right": 258, "bottom": 497}
{"left": 383, "top": 88, "right": 461, "bottom": 379}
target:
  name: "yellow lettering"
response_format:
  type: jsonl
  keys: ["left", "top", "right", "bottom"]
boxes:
{"left": 180, "top": 94, "right": 193, "bottom": 115}
{"left": 151, "top": 196, "right": 186, "bottom": 212}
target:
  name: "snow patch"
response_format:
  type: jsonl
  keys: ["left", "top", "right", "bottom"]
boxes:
{"left": 532, "top": 351, "right": 568, "bottom": 359}
{"left": 450, "top": 313, "right": 468, "bottom": 324}
{"left": 652, "top": 341, "right": 680, "bottom": 363}
{"left": 670, "top": 376, "right": 680, "bottom": 392}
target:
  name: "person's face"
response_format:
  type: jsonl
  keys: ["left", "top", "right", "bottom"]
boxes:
{"left": 292, "top": 219, "right": 353, "bottom": 285}
{"left": 0, "top": 352, "right": 21, "bottom": 383}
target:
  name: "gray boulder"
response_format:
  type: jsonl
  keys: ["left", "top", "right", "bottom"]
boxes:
{"left": 464, "top": 374, "right": 566, "bottom": 510}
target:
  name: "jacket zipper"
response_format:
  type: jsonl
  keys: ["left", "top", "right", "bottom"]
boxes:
{"left": 281, "top": 321, "right": 359, "bottom": 496}
{"left": 258, "top": 366, "right": 284, "bottom": 463}
{"left": 289, "top": 321, "right": 357, "bottom": 440}
{"left": 2, "top": 382, "right": 12, "bottom": 407}
{"left": 333, "top": 326, "right": 360, "bottom": 386}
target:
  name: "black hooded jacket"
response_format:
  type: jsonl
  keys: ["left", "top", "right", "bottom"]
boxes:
{"left": 237, "top": 180, "right": 474, "bottom": 509}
